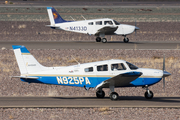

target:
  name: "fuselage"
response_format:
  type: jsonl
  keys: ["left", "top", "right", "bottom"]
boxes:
{"left": 52, "top": 18, "right": 137, "bottom": 36}
{"left": 21, "top": 59, "right": 163, "bottom": 88}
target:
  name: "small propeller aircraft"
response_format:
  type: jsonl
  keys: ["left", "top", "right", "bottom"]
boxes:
{"left": 12, "top": 45, "right": 171, "bottom": 100}
{"left": 46, "top": 7, "right": 139, "bottom": 43}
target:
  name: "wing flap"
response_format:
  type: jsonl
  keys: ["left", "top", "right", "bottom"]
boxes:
{"left": 96, "top": 71, "right": 142, "bottom": 89}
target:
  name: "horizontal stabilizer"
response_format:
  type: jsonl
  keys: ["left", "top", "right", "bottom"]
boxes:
{"left": 11, "top": 76, "right": 39, "bottom": 79}
{"left": 45, "top": 25, "right": 59, "bottom": 27}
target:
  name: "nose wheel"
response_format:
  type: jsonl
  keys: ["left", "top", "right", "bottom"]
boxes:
{"left": 143, "top": 85, "right": 154, "bottom": 99}
{"left": 144, "top": 90, "right": 153, "bottom": 99}
{"left": 123, "top": 37, "right": 129, "bottom": 43}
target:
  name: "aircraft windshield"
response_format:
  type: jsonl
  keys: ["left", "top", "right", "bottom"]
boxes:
{"left": 113, "top": 20, "right": 120, "bottom": 25}
{"left": 126, "top": 62, "right": 138, "bottom": 70}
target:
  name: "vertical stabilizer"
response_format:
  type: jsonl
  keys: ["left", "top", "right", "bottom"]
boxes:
{"left": 12, "top": 45, "right": 47, "bottom": 75}
{"left": 47, "top": 7, "right": 68, "bottom": 25}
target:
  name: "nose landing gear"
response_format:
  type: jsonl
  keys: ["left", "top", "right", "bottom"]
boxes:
{"left": 123, "top": 37, "right": 129, "bottom": 43}
{"left": 123, "top": 36, "right": 129, "bottom": 43}
{"left": 143, "top": 85, "right": 154, "bottom": 99}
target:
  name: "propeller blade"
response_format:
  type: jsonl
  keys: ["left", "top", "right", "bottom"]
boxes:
{"left": 163, "top": 77, "right": 165, "bottom": 92}
{"left": 163, "top": 54, "right": 165, "bottom": 71}
{"left": 163, "top": 54, "right": 165, "bottom": 92}
{"left": 135, "top": 19, "right": 137, "bottom": 37}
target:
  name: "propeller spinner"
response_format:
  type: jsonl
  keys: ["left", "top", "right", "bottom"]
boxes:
{"left": 162, "top": 55, "right": 171, "bottom": 91}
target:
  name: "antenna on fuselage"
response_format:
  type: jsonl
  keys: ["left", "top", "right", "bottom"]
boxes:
{"left": 71, "top": 55, "right": 80, "bottom": 65}
{"left": 81, "top": 15, "right": 86, "bottom": 20}
{"left": 70, "top": 16, "right": 75, "bottom": 21}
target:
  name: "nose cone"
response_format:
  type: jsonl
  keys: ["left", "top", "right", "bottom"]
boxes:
{"left": 163, "top": 71, "right": 171, "bottom": 77}
{"left": 135, "top": 26, "right": 140, "bottom": 30}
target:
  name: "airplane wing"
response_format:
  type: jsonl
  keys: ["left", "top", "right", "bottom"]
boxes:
{"left": 95, "top": 71, "right": 142, "bottom": 89}
{"left": 95, "top": 26, "right": 118, "bottom": 36}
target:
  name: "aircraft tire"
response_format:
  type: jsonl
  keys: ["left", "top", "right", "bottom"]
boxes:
{"left": 96, "top": 37, "right": 101, "bottom": 42}
{"left": 123, "top": 38, "right": 129, "bottom": 43}
{"left": 102, "top": 38, "right": 107, "bottom": 43}
{"left": 144, "top": 91, "right": 153, "bottom": 99}
{"left": 96, "top": 90, "right": 105, "bottom": 98}
{"left": 110, "top": 92, "right": 119, "bottom": 101}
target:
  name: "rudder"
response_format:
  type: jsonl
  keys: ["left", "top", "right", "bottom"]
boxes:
{"left": 47, "top": 7, "right": 67, "bottom": 24}
{"left": 12, "top": 45, "right": 47, "bottom": 75}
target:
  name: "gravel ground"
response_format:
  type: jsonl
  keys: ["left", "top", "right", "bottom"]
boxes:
{"left": 1, "top": 7, "right": 180, "bottom": 22}
{"left": 0, "top": 21, "right": 180, "bottom": 42}
{"left": 0, "top": 108, "right": 180, "bottom": 120}
{"left": 0, "top": 49, "right": 179, "bottom": 97}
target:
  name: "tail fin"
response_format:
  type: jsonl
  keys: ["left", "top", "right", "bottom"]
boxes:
{"left": 47, "top": 7, "right": 67, "bottom": 25}
{"left": 12, "top": 45, "right": 46, "bottom": 75}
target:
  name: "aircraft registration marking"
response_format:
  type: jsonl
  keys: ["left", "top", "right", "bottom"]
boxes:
{"left": 69, "top": 26, "right": 87, "bottom": 31}
{"left": 56, "top": 76, "right": 91, "bottom": 85}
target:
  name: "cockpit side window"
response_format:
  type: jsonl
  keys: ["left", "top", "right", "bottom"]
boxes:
{"left": 111, "top": 63, "right": 126, "bottom": 71}
{"left": 84, "top": 67, "right": 93, "bottom": 72}
{"left": 97, "top": 64, "right": 108, "bottom": 71}
{"left": 96, "top": 21, "right": 102, "bottom": 25}
{"left": 88, "top": 22, "right": 93, "bottom": 25}
{"left": 126, "top": 62, "right": 138, "bottom": 70}
{"left": 104, "top": 21, "right": 113, "bottom": 25}
{"left": 113, "top": 20, "right": 120, "bottom": 25}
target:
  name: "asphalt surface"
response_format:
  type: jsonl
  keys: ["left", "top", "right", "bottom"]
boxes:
{"left": 0, "top": 96, "right": 180, "bottom": 108}
{"left": 1, "top": 41, "right": 180, "bottom": 50}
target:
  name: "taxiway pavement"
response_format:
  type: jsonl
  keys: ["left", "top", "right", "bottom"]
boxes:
{"left": 0, "top": 96, "right": 179, "bottom": 108}
{"left": 1, "top": 41, "right": 180, "bottom": 50}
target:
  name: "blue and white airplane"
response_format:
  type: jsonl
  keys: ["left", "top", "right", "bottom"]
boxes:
{"left": 46, "top": 7, "right": 139, "bottom": 43}
{"left": 12, "top": 45, "right": 171, "bottom": 100}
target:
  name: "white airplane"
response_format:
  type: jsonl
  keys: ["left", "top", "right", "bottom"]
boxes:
{"left": 12, "top": 45, "right": 171, "bottom": 100}
{"left": 46, "top": 7, "right": 139, "bottom": 43}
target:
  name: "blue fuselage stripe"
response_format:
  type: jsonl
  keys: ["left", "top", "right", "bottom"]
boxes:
{"left": 21, "top": 76, "right": 162, "bottom": 88}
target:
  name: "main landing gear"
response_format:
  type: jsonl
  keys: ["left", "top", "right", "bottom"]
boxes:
{"left": 96, "top": 89, "right": 105, "bottom": 98}
{"left": 110, "top": 92, "right": 119, "bottom": 100}
{"left": 96, "top": 86, "right": 119, "bottom": 101}
{"left": 96, "top": 36, "right": 130, "bottom": 43}
{"left": 96, "top": 37, "right": 107, "bottom": 43}
{"left": 143, "top": 85, "right": 154, "bottom": 99}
